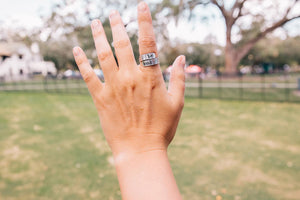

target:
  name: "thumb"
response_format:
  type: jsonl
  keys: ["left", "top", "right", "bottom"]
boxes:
{"left": 168, "top": 55, "right": 186, "bottom": 108}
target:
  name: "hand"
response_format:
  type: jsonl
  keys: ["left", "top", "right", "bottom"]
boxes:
{"left": 73, "top": 2, "right": 185, "bottom": 199}
{"left": 73, "top": 2, "right": 185, "bottom": 159}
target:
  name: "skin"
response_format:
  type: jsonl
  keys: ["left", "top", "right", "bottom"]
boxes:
{"left": 73, "top": 2, "right": 185, "bottom": 200}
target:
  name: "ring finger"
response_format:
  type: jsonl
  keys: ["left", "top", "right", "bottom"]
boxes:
{"left": 137, "top": 2, "right": 159, "bottom": 70}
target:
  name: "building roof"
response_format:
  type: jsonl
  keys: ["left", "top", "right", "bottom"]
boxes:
{"left": 0, "top": 42, "right": 26, "bottom": 56}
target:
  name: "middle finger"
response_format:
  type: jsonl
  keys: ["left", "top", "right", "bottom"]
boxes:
{"left": 91, "top": 19, "right": 118, "bottom": 82}
{"left": 109, "top": 10, "right": 136, "bottom": 70}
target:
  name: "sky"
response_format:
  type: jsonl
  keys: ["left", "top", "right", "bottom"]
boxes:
{"left": 0, "top": 0, "right": 54, "bottom": 28}
{"left": 0, "top": 0, "right": 300, "bottom": 46}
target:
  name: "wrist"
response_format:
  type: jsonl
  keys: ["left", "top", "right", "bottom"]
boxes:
{"left": 108, "top": 132, "right": 169, "bottom": 163}
{"left": 113, "top": 148, "right": 168, "bottom": 167}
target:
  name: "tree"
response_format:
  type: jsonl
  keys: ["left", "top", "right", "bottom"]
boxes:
{"left": 164, "top": 0, "right": 300, "bottom": 75}
{"left": 210, "top": 0, "right": 300, "bottom": 75}
{"left": 241, "top": 35, "right": 300, "bottom": 69}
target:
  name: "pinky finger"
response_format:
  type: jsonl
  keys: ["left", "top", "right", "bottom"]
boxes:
{"left": 73, "top": 46, "right": 103, "bottom": 96}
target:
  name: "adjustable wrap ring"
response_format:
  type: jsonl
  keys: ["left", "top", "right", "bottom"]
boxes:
{"left": 140, "top": 53, "right": 159, "bottom": 67}
{"left": 141, "top": 53, "right": 156, "bottom": 60}
{"left": 142, "top": 58, "right": 159, "bottom": 66}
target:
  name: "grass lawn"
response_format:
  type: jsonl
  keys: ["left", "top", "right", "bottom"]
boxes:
{"left": 0, "top": 92, "right": 299, "bottom": 200}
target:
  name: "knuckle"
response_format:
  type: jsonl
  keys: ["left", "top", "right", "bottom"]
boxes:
{"left": 92, "top": 28, "right": 103, "bottom": 37}
{"left": 141, "top": 73, "right": 154, "bottom": 84}
{"left": 94, "top": 93, "right": 106, "bottom": 110}
{"left": 122, "top": 78, "right": 133, "bottom": 87}
{"left": 139, "top": 36, "right": 156, "bottom": 48}
{"left": 175, "top": 71, "right": 185, "bottom": 81}
{"left": 176, "top": 79, "right": 185, "bottom": 91}
{"left": 179, "top": 82, "right": 186, "bottom": 95}
{"left": 178, "top": 99, "right": 185, "bottom": 109}
{"left": 138, "top": 14, "right": 152, "bottom": 24}
{"left": 110, "top": 17, "right": 122, "bottom": 27}
{"left": 75, "top": 56, "right": 85, "bottom": 66}
{"left": 82, "top": 69, "right": 94, "bottom": 83}
{"left": 170, "top": 70, "right": 185, "bottom": 84}
{"left": 98, "top": 50, "right": 112, "bottom": 62}
{"left": 113, "top": 39, "right": 131, "bottom": 49}
{"left": 120, "top": 72, "right": 135, "bottom": 88}
{"left": 171, "top": 96, "right": 184, "bottom": 111}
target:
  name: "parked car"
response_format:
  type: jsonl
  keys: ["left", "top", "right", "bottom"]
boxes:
{"left": 59, "top": 69, "right": 82, "bottom": 79}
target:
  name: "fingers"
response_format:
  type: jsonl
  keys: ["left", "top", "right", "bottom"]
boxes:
{"left": 168, "top": 55, "right": 186, "bottom": 108}
{"left": 73, "top": 46, "right": 103, "bottom": 96}
{"left": 137, "top": 2, "right": 158, "bottom": 68}
{"left": 91, "top": 19, "right": 118, "bottom": 81}
{"left": 109, "top": 10, "right": 136, "bottom": 69}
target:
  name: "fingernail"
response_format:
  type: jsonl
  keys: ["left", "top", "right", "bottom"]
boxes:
{"left": 109, "top": 10, "right": 118, "bottom": 20}
{"left": 73, "top": 47, "right": 81, "bottom": 56}
{"left": 91, "top": 19, "right": 100, "bottom": 31}
{"left": 138, "top": 2, "right": 147, "bottom": 12}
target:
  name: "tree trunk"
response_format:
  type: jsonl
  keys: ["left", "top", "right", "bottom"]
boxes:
{"left": 225, "top": 40, "right": 260, "bottom": 75}
{"left": 224, "top": 44, "right": 239, "bottom": 75}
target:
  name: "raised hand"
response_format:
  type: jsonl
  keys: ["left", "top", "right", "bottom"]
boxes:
{"left": 73, "top": 2, "right": 184, "bottom": 199}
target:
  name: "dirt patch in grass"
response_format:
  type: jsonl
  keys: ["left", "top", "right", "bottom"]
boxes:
{"left": 53, "top": 184, "right": 87, "bottom": 197}
{"left": 259, "top": 139, "right": 300, "bottom": 154}
{"left": 237, "top": 165, "right": 279, "bottom": 186}
{"left": 80, "top": 125, "right": 95, "bottom": 134}
{"left": 0, "top": 144, "right": 47, "bottom": 181}
{"left": 214, "top": 156, "right": 240, "bottom": 171}
{"left": 269, "top": 187, "right": 300, "bottom": 200}
{"left": 0, "top": 133, "right": 47, "bottom": 192}
{"left": 7, "top": 105, "right": 32, "bottom": 132}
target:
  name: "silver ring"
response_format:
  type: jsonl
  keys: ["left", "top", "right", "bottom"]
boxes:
{"left": 142, "top": 58, "right": 159, "bottom": 67}
{"left": 141, "top": 53, "right": 156, "bottom": 61}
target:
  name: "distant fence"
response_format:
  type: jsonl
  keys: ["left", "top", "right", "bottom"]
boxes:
{"left": 184, "top": 73, "right": 300, "bottom": 102}
{"left": 1, "top": 73, "right": 300, "bottom": 103}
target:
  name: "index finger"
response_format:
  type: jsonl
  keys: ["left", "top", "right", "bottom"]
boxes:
{"left": 73, "top": 47, "right": 103, "bottom": 97}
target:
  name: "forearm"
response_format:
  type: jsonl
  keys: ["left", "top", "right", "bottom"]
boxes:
{"left": 114, "top": 149, "right": 182, "bottom": 200}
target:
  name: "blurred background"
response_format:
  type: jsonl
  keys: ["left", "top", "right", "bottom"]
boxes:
{"left": 0, "top": 0, "right": 300, "bottom": 200}
{"left": 0, "top": 0, "right": 300, "bottom": 101}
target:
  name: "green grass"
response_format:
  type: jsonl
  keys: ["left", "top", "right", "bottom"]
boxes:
{"left": 0, "top": 93, "right": 300, "bottom": 200}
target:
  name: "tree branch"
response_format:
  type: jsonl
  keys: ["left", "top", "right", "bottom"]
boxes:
{"left": 232, "top": 0, "right": 247, "bottom": 13}
{"left": 237, "top": 14, "right": 300, "bottom": 61}
{"left": 284, "top": 0, "right": 298, "bottom": 18}
{"left": 232, "top": 0, "right": 247, "bottom": 23}
{"left": 236, "top": 0, "right": 300, "bottom": 59}
{"left": 188, "top": 1, "right": 205, "bottom": 11}
{"left": 211, "top": 0, "right": 234, "bottom": 43}
{"left": 211, "top": 0, "right": 227, "bottom": 18}
{"left": 251, "top": 15, "right": 300, "bottom": 45}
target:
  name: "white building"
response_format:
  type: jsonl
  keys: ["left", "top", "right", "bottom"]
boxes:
{"left": 0, "top": 42, "right": 57, "bottom": 82}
